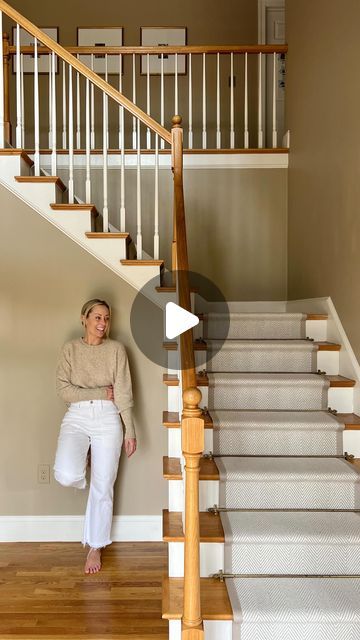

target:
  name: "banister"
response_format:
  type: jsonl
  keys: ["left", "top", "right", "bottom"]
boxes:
{"left": 8, "top": 44, "right": 288, "bottom": 55}
{"left": 0, "top": 0, "right": 171, "bottom": 144}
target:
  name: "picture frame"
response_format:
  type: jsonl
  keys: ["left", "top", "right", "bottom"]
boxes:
{"left": 140, "top": 27, "right": 187, "bottom": 75}
{"left": 77, "top": 27, "right": 124, "bottom": 75}
{"left": 12, "top": 27, "right": 59, "bottom": 74}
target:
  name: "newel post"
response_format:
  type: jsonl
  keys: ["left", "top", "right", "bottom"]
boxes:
{"left": 182, "top": 387, "right": 205, "bottom": 639}
{"left": 2, "top": 32, "right": 11, "bottom": 144}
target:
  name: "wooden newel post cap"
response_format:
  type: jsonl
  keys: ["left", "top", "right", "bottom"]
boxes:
{"left": 172, "top": 115, "right": 182, "bottom": 128}
{"left": 3, "top": 33, "right": 9, "bottom": 41}
{"left": 183, "top": 387, "right": 202, "bottom": 411}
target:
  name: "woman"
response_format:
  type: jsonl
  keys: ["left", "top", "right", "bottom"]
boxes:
{"left": 54, "top": 298, "right": 136, "bottom": 574}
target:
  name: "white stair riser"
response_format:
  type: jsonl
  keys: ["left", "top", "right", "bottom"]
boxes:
{"left": 50, "top": 211, "right": 93, "bottom": 237}
{"left": 168, "top": 479, "right": 219, "bottom": 512}
{"left": 0, "top": 156, "right": 31, "bottom": 181}
{"left": 168, "top": 541, "right": 224, "bottom": 578}
{"left": 306, "top": 319, "right": 327, "bottom": 341}
{"left": 343, "top": 430, "right": 360, "bottom": 457}
{"left": 164, "top": 476, "right": 217, "bottom": 512}
{"left": 169, "top": 620, "right": 232, "bottom": 640}
{"left": 85, "top": 237, "right": 128, "bottom": 262}
{"left": 11, "top": 180, "right": 63, "bottom": 207}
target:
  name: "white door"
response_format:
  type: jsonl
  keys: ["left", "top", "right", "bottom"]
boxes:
{"left": 265, "top": 5, "right": 286, "bottom": 147}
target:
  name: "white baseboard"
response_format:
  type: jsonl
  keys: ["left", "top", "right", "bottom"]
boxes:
{"left": 0, "top": 515, "right": 162, "bottom": 542}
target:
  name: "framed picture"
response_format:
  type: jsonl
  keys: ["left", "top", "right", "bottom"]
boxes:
{"left": 140, "top": 27, "right": 187, "bottom": 75}
{"left": 12, "top": 27, "right": 59, "bottom": 74}
{"left": 77, "top": 27, "right": 123, "bottom": 75}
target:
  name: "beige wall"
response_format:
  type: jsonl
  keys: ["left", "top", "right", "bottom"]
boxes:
{"left": 0, "top": 183, "right": 168, "bottom": 515}
{"left": 48, "top": 164, "right": 288, "bottom": 301}
{"left": 286, "top": 0, "right": 360, "bottom": 358}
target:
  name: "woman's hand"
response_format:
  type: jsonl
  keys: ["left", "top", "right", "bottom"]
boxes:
{"left": 124, "top": 438, "right": 137, "bottom": 458}
{"left": 106, "top": 385, "right": 114, "bottom": 400}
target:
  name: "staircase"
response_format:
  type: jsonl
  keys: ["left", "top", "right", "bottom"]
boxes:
{"left": 163, "top": 309, "right": 360, "bottom": 639}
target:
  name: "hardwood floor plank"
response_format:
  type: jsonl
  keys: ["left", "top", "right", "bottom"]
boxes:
{"left": 0, "top": 542, "right": 169, "bottom": 639}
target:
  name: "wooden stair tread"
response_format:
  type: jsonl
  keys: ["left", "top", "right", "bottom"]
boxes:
{"left": 306, "top": 314, "right": 328, "bottom": 320}
{"left": 163, "top": 456, "right": 219, "bottom": 480}
{"left": 51, "top": 203, "right": 99, "bottom": 216}
{"left": 0, "top": 149, "right": 33, "bottom": 166}
{"left": 162, "top": 410, "right": 213, "bottom": 428}
{"left": 162, "top": 576, "right": 233, "bottom": 621}
{"left": 327, "top": 375, "right": 355, "bottom": 387}
{"left": 121, "top": 259, "right": 164, "bottom": 266}
{"left": 15, "top": 176, "right": 67, "bottom": 191}
{"left": 163, "top": 340, "right": 340, "bottom": 352}
{"left": 156, "top": 286, "right": 199, "bottom": 293}
{"left": 86, "top": 232, "right": 129, "bottom": 238}
{"left": 163, "top": 373, "right": 354, "bottom": 387}
{"left": 163, "top": 510, "right": 224, "bottom": 542}
{"left": 335, "top": 413, "right": 360, "bottom": 430}
{"left": 163, "top": 373, "right": 209, "bottom": 387}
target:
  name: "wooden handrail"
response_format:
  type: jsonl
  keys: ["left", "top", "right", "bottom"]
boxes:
{"left": 172, "top": 116, "right": 205, "bottom": 639}
{"left": 8, "top": 44, "right": 288, "bottom": 55}
{"left": 0, "top": 0, "right": 171, "bottom": 144}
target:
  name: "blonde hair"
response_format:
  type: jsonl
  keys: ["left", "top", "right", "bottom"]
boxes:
{"left": 81, "top": 298, "right": 111, "bottom": 338}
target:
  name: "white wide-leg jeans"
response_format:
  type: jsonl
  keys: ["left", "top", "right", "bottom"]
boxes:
{"left": 53, "top": 400, "right": 123, "bottom": 549}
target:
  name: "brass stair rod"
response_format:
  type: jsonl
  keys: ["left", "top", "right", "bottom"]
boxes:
{"left": 212, "top": 570, "right": 360, "bottom": 582}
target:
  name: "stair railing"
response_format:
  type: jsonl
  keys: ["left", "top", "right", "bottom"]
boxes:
{"left": 2, "top": 35, "right": 288, "bottom": 151}
{"left": 0, "top": 0, "right": 171, "bottom": 258}
{"left": 172, "top": 115, "right": 205, "bottom": 639}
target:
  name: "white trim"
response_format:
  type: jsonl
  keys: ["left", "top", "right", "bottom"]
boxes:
{"left": 0, "top": 515, "right": 162, "bottom": 542}
{"left": 34, "top": 152, "right": 289, "bottom": 170}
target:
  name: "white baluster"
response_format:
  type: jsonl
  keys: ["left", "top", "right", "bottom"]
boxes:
{"left": 76, "top": 55, "right": 81, "bottom": 149}
{"left": 62, "top": 60, "right": 67, "bottom": 148}
{"left": 105, "top": 54, "right": 109, "bottom": 149}
{"left": 68, "top": 65, "right": 74, "bottom": 203}
{"left": 15, "top": 24, "right": 21, "bottom": 148}
{"left": 230, "top": 52, "right": 235, "bottom": 149}
{"left": 146, "top": 53, "right": 151, "bottom": 149}
{"left": 136, "top": 119, "right": 142, "bottom": 258}
{"left": 102, "top": 91, "right": 109, "bottom": 231}
{"left": 258, "top": 52, "right": 263, "bottom": 148}
{"left": 20, "top": 53, "right": 25, "bottom": 147}
{"left": 202, "top": 53, "right": 207, "bottom": 149}
{"left": 154, "top": 133, "right": 159, "bottom": 259}
{"left": 33, "top": 38, "right": 40, "bottom": 175}
{"left": 120, "top": 105, "right": 125, "bottom": 231}
{"left": 175, "top": 52, "right": 178, "bottom": 115}
{"left": 85, "top": 78, "right": 91, "bottom": 203}
{"left": 51, "top": 51, "right": 57, "bottom": 176}
{"left": 118, "top": 54, "right": 122, "bottom": 149}
{"left": 216, "top": 52, "right": 221, "bottom": 149}
{"left": 48, "top": 54, "right": 52, "bottom": 148}
{"left": 160, "top": 53, "right": 165, "bottom": 149}
{"left": 90, "top": 54, "right": 95, "bottom": 149}
{"left": 132, "top": 53, "right": 137, "bottom": 149}
{"left": 0, "top": 11, "right": 4, "bottom": 148}
{"left": 272, "top": 52, "right": 278, "bottom": 148}
{"left": 188, "top": 53, "right": 193, "bottom": 149}
{"left": 244, "top": 52, "right": 249, "bottom": 149}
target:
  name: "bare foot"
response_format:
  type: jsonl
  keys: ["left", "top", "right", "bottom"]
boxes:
{"left": 84, "top": 547, "right": 102, "bottom": 574}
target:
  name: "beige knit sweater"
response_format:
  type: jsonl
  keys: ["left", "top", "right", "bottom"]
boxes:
{"left": 56, "top": 338, "right": 136, "bottom": 439}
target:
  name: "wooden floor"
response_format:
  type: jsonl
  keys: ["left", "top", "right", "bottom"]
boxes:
{"left": 0, "top": 542, "right": 169, "bottom": 639}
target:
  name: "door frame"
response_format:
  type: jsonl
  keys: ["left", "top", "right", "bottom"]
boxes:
{"left": 258, "top": 0, "right": 285, "bottom": 146}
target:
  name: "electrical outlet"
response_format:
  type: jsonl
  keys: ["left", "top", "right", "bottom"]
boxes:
{"left": 38, "top": 464, "right": 50, "bottom": 484}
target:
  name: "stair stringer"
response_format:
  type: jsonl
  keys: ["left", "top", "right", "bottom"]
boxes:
{"left": 0, "top": 168, "right": 165, "bottom": 306}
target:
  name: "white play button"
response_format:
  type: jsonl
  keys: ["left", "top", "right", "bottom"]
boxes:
{"left": 165, "top": 302, "right": 199, "bottom": 339}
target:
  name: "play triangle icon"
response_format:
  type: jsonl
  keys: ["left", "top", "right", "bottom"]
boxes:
{"left": 165, "top": 302, "right": 199, "bottom": 340}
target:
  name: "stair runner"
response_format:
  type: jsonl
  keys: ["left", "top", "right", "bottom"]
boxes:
{"left": 205, "top": 312, "right": 360, "bottom": 638}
